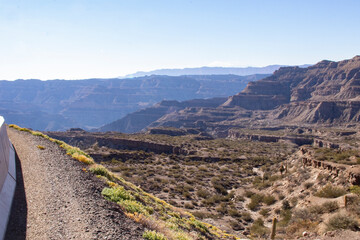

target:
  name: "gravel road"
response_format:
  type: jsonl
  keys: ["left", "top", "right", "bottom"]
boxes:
{"left": 5, "top": 128, "right": 144, "bottom": 240}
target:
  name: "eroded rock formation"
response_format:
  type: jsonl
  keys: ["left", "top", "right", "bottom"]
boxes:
{"left": 300, "top": 147, "right": 360, "bottom": 185}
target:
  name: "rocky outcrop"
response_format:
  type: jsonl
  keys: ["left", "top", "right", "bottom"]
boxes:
{"left": 228, "top": 129, "right": 344, "bottom": 149}
{"left": 222, "top": 66, "right": 306, "bottom": 109}
{"left": 227, "top": 130, "right": 313, "bottom": 146}
{"left": 300, "top": 147, "right": 360, "bottom": 185}
{"left": 148, "top": 128, "right": 188, "bottom": 136}
{"left": 225, "top": 56, "right": 360, "bottom": 109}
{"left": 301, "top": 157, "right": 360, "bottom": 185}
{"left": 313, "top": 138, "right": 339, "bottom": 149}
{"left": 273, "top": 100, "right": 360, "bottom": 124}
{"left": 222, "top": 94, "right": 288, "bottom": 110}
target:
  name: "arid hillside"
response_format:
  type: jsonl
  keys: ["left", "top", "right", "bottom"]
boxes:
{"left": 103, "top": 56, "right": 360, "bottom": 133}
{"left": 200, "top": 56, "right": 360, "bottom": 127}
{"left": 47, "top": 125, "right": 360, "bottom": 239}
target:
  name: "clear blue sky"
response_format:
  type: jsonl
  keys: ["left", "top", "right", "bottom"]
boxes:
{"left": 0, "top": 0, "right": 359, "bottom": 80}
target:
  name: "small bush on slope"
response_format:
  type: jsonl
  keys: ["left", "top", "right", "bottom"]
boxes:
{"left": 315, "top": 184, "right": 347, "bottom": 198}
{"left": 143, "top": 230, "right": 167, "bottom": 240}
{"left": 102, "top": 186, "right": 134, "bottom": 202}
{"left": 327, "top": 213, "right": 359, "bottom": 231}
{"left": 9, "top": 124, "right": 94, "bottom": 165}
{"left": 90, "top": 164, "right": 114, "bottom": 181}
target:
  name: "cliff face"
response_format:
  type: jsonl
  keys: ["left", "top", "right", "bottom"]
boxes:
{"left": 272, "top": 100, "right": 360, "bottom": 124}
{"left": 151, "top": 56, "right": 360, "bottom": 129}
{"left": 94, "top": 56, "right": 360, "bottom": 133}
{"left": 299, "top": 147, "right": 360, "bottom": 185}
{"left": 224, "top": 56, "right": 360, "bottom": 110}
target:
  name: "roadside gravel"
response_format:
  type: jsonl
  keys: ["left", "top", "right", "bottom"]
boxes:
{"left": 5, "top": 128, "right": 144, "bottom": 240}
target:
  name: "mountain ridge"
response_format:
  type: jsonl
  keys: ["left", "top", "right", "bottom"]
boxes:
{"left": 103, "top": 56, "right": 360, "bottom": 133}
{"left": 123, "top": 65, "right": 311, "bottom": 78}
{"left": 0, "top": 74, "right": 268, "bottom": 131}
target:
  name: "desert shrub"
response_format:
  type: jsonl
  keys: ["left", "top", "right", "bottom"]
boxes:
{"left": 290, "top": 197, "right": 298, "bottom": 207}
{"left": 101, "top": 186, "right": 134, "bottom": 202}
{"left": 277, "top": 194, "right": 285, "bottom": 200}
{"left": 228, "top": 208, "right": 241, "bottom": 218}
{"left": 317, "top": 173, "right": 329, "bottom": 183}
{"left": 184, "top": 202, "right": 194, "bottom": 209}
{"left": 72, "top": 152, "right": 94, "bottom": 165}
{"left": 282, "top": 200, "right": 291, "bottom": 210}
{"left": 350, "top": 185, "right": 360, "bottom": 195}
{"left": 143, "top": 230, "right": 167, "bottom": 240}
{"left": 192, "top": 211, "right": 213, "bottom": 219}
{"left": 188, "top": 218, "right": 209, "bottom": 233}
{"left": 268, "top": 174, "right": 282, "bottom": 182}
{"left": 278, "top": 209, "right": 292, "bottom": 227}
{"left": 263, "top": 195, "right": 276, "bottom": 205}
{"left": 259, "top": 208, "right": 270, "bottom": 217}
{"left": 148, "top": 181, "right": 162, "bottom": 191}
{"left": 315, "top": 184, "right": 347, "bottom": 198}
{"left": 327, "top": 213, "right": 359, "bottom": 231}
{"left": 235, "top": 195, "right": 245, "bottom": 202}
{"left": 183, "top": 184, "right": 194, "bottom": 192}
{"left": 168, "top": 200, "right": 178, "bottom": 207}
{"left": 244, "top": 190, "right": 255, "bottom": 198}
{"left": 292, "top": 208, "right": 320, "bottom": 222}
{"left": 211, "top": 177, "right": 229, "bottom": 195}
{"left": 215, "top": 203, "right": 228, "bottom": 214}
{"left": 241, "top": 211, "right": 253, "bottom": 222}
{"left": 9, "top": 124, "right": 30, "bottom": 133}
{"left": 229, "top": 220, "right": 244, "bottom": 231}
{"left": 90, "top": 164, "right": 113, "bottom": 180}
{"left": 303, "top": 181, "right": 314, "bottom": 189}
{"left": 346, "top": 195, "right": 360, "bottom": 216}
{"left": 119, "top": 199, "right": 150, "bottom": 215}
{"left": 274, "top": 208, "right": 281, "bottom": 214}
{"left": 212, "top": 184, "right": 227, "bottom": 195}
{"left": 321, "top": 201, "right": 339, "bottom": 213}
{"left": 182, "top": 191, "right": 192, "bottom": 200}
{"left": 196, "top": 188, "right": 210, "bottom": 198}
{"left": 250, "top": 218, "right": 269, "bottom": 238}
{"left": 185, "top": 178, "right": 194, "bottom": 185}
{"left": 201, "top": 192, "right": 234, "bottom": 206}
{"left": 247, "top": 194, "right": 264, "bottom": 211}
{"left": 286, "top": 220, "right": 318, "bottom": 236}
{"left": 308, "top": 205, "right": 324, "bottom": 215}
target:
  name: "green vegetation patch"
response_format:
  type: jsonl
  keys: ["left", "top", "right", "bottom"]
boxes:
{"left": 327, "top": 213, "right": 359, "bottom": 231}
{"left": 102, "top": 186, "right": 134, "bottom": 202}
{"left": 314, "top": 147, "right": 360, "bottom": 165}
{"left": 9, "top": 124, "right": 94, "bottom": 165}
{"left": 143, "top": 230, "right": 167, "bottom": 240}
{"left": 315, "top": 184, "right": 347, "bottom": 198}
{"left": 90, "top": 164, "right": 114, "bottom": 181}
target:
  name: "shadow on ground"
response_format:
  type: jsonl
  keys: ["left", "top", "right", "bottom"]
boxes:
{"left": 5, "top": 149, "right": 27, "bottom": 240}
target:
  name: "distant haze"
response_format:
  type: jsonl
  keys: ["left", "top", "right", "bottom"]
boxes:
{"left": 123, "top": 65, "right": 311, "bottom": 78}
{"left": 0, "top": 74, "right": 267, "bottom": 131}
